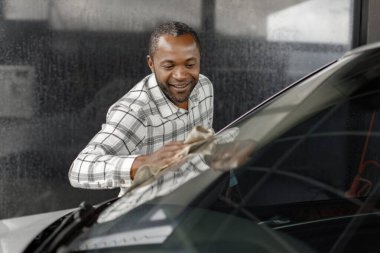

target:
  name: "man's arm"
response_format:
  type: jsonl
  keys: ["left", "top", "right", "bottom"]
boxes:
{"left": 69, "top": 105, "right": 186, "bottom": 189}
{"left": 130, "top": 141, "right": 186, "bottom": 179}
{"left": 69, "top": 106, "right": 146, "bottom": 189}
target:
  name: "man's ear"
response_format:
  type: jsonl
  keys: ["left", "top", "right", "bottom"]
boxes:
{"left": 147, "top": 55, "right": 154, "bottom": 73}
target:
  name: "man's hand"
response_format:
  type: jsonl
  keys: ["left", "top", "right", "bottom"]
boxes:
{"left": 130, "top": 141, "right": 186, "bottom": 179}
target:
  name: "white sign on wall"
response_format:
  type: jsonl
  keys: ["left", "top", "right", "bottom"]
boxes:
{"left": 0, "top": 65, "right": 37, "bottom": 118}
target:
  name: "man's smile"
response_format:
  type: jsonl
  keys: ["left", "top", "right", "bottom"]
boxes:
{"left": 169, "top": 82, "right": 190, "bottom": 92}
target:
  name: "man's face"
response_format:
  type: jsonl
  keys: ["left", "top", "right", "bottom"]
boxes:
{"left": 147, "top": 34, "right": 201, "bottom": 109}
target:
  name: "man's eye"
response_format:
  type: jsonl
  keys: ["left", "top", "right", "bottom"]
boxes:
{"left": 186, "top": 64, "right": 195, "bottom": 68}
{"left": 162, "top": 65, "right": 174, "bottom": 70}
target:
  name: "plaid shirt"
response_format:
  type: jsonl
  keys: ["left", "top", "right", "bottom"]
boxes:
{"left": 69, "top": 74, "right": 214, "bottom": 194}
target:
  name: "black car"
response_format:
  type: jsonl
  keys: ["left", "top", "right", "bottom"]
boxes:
{"left": 3, "top": 42, "right": 380, "bottom": 253}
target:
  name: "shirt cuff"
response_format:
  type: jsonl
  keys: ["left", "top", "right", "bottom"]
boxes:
{"left": 119, "top": 155, "right": 138, "bottom": 188}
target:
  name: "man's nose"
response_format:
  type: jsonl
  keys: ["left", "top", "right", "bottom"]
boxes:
{"left": 173, "top": 67, "right": 187, "bottom": 80}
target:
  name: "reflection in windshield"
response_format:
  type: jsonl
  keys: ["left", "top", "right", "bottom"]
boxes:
{"left": 208, "top": 140, "right": 256, "bottom": 171}
{"left": 97, "top": 127, "right": 254, "bottom": 223}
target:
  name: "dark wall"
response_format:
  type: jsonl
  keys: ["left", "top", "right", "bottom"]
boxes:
{"left": 0, "top": 0, "right": 355, "bottom": 218}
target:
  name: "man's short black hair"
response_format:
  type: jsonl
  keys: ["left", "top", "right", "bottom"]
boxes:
{"left": 149, "top": 21, "right": 201, "bottom": 56}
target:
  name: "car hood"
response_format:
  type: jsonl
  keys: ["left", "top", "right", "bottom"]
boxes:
{"left": 0, "top": 209, "right": 75, "bottom": 253}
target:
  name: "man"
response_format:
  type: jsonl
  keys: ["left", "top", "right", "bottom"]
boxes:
{"left": 69, "top": 21, "right": 214, "bottom": 196}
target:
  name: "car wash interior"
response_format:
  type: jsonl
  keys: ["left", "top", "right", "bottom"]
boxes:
{"left": 0, "top": 0, "right": 379, "bottom": 220}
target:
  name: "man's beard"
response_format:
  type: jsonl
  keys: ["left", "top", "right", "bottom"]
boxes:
{"left": 155, "top": 75, "right": 196, "bottom": 106}
{"left": 164, "top": 85, "right": 188, "bottom": 103}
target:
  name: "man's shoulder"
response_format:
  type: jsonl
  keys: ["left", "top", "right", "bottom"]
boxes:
{"left": 195, "top": 74, "right": 214, "bottom": 98}
{"left": 108, "top": 75, "right": 153, "bottom": 117}
{"left": 199, "top": 74, "right": 213, "bottom": 85}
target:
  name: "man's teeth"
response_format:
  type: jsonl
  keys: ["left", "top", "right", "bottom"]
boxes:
{"left": 173, "top": 84, "right": 187, "bottom": 88}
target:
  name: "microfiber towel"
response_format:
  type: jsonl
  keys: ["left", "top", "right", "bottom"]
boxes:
{"left": 132, "top": 126, "right": 214, "bottom": 187}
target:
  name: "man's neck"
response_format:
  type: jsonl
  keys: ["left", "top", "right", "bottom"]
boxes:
{"left": 177, "top": 101, "right": 188, "bottom": 110}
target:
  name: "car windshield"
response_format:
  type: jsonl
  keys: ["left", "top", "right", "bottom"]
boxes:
{"left": 67, "top": 49, "right": 380, "bottom": 252}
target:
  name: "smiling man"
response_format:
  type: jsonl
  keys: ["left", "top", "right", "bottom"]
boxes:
{"left": 69, "top": 21, "right": 214, "bottom": 196}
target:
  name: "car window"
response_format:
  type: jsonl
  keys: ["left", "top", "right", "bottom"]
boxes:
{"left": 234, "top": 88, "right": 380, "bottom": 205}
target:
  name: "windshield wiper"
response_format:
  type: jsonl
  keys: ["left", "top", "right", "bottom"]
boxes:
{"left": 25, "top": 200, "right": 115, "bottom": 253}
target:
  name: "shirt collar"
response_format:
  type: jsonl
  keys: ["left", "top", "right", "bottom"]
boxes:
{"left": 147, "top": 74, "right": 200, "bottom": 118}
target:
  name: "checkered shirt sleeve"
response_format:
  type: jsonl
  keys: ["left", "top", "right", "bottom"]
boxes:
{"left": 69, "top": 106, "right": 145, "bottom": 189}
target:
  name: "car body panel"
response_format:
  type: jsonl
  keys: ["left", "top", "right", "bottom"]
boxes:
{"left": 0, "top": 209, "right": 74, "bottom": 253}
